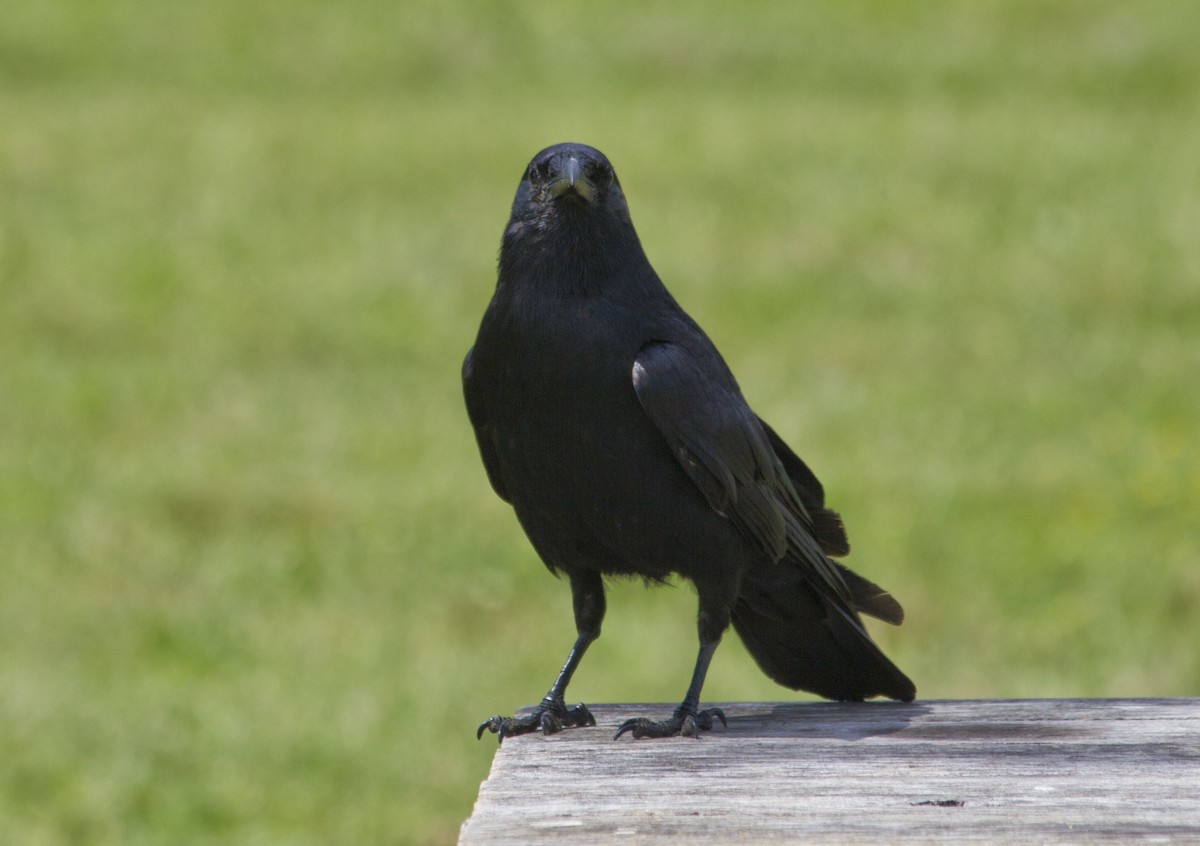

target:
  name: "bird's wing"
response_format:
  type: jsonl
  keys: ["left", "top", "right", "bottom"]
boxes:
{"left": 632, "top": 341, "right": 790, "bottom": 560}
{"left": 760, "top": 416, "right": 903, "bottom": 625}
{"left": 757, "top": 417, "right": 850, "bottom": 557}
{"left": 632, "top": 342, "right": 852, "bottom": 593}
{"left": 462, "top": 347, "right": 510, "bottom": 503}
{"left": 633, "top": 341, "right": 900, "bottom": 621}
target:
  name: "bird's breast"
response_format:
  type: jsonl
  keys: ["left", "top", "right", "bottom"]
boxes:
{"left": 472, "top": 296, "right": 746, "bottom": 577}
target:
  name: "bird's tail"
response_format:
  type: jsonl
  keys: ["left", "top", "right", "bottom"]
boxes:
{"left": 731, "top": 560, "right": 915, "bottom": 702}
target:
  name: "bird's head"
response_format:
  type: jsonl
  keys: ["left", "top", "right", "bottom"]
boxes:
{"left": 507, "top": 143, "right": 632, "bottom": 231}
{"left": 497, "top": 143, "right": 656, "bottom": 296}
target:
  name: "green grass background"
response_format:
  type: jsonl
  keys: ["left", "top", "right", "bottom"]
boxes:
{"left": 2, "top": 1, "right": 1198, "bottom": 843}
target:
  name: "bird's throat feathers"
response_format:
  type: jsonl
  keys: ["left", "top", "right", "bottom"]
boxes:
{"left": 499, "top": 215, "right": 656, "bottom": 300}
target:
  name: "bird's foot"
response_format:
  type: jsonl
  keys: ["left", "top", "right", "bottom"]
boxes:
{"left": 613, "top": 706, "right": 727, "bottom": 740}
{"left": 476, "top": 699, "right": 596, "bottom": 744}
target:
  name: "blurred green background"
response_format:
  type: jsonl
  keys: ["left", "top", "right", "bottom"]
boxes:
{"left": 2, "top": 0, "right": 1198, "bottom": 843}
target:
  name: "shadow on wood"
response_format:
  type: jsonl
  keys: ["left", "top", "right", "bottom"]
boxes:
{"left": 460, "top": 698, "right": 1200, "bottom": 845}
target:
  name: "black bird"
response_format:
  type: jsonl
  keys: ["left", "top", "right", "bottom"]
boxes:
{"left": 466, "top": 143, "right": 914, "bottom": 742}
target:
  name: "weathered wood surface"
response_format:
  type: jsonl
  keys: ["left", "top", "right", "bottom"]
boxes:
{"left": 460, "top": 698, "right": 1200, "bottom": 844}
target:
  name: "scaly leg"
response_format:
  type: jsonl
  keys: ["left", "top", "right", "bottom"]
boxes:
{"left": 614, "top": 596, "right": 730, "bottom": 740}
{"left": 477, "top": 571, "right": 605, "bottom": 743}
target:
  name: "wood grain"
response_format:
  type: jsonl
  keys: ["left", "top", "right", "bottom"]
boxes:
{"left": 460, "top": 699, "right": 1200, "bottom": 844}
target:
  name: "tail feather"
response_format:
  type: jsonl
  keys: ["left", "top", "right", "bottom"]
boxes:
{"left": 834, "top": 562, "right": 905, "bottom": 626}
{"left": 732, "top": 563, "right": 915, "bottom": 702}
{"left": 812, "top": 507, "right": 850, "bottom": 557}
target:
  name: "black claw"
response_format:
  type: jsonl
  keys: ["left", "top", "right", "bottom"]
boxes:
{"left": 571, "top": 702, "right": 597, "bottom": 728}
{"left": 477, "top": 701, "right": 598, "bottom": 743}
{"left": 477, "top": 716, "right": 503, "bottom": 741}
{"left": 695, "top": 707, "right": 727, "bottom": 731}
{"left": 476, "top": 714, "right": 531, "bottom": 744}
{"left": 613, "top": 707, "right": 726, "bottom": 740}
{"left": 539, "top": 710, "right": 563, "bottom": 735}
{"left": 613, "top": 718, "right": 642, "bottom": 740}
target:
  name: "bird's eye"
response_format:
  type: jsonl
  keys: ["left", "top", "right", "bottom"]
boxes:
{"left": 589, "top": 163, "right": 614, "bottom": 189}
{"left": 528, "top": 160, "right": 553, "bottom": 182}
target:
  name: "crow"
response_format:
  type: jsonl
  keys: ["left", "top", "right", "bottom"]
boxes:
{"left": 465, "top": 143, "right": 914, "bottom": 742}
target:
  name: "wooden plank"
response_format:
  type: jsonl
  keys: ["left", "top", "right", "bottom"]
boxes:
{"left": 459, "top": 699, "right": 1200, "bottom": 845}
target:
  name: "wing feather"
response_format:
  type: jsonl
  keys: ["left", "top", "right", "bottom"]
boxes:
{"left": 462, "top": 347, "right": 510, "bottom": 503}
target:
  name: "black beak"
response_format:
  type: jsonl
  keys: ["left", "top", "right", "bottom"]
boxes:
{"left": 549, "top": 156, "right": 595, "bottom": 202}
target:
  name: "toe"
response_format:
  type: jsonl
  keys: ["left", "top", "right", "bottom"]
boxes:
{"left": 614, "top": 717, "right": 666, "bottom": 740}
{"left": 567, "top": 702, "right": 596, "bottom": 728}
{"left": 613, "top": 718, "right": 644, "bottom": 740}
{"left": 477, "top": 716, "right": 504, "bottom": 740}
{"left": 614, "top": 716, "right": 683, "bottom": 740}
{"left": 614, "top": 706, "right": 726, "bottom": 741}
{"left": 694, "top": 707, "right": 727, "bottom": 731}
{"left": 539, "top": 710, "right": 564, "bottom": 735}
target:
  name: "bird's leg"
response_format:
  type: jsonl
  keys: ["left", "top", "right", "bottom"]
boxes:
{"left": 476, "top": 632, "right": 598, "bottom": 742}
{"left": 477, "top": 572, "right": 605, "bottom": 743}
{"left": 614, "top": 600, "right": 730, "bottom": 740}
